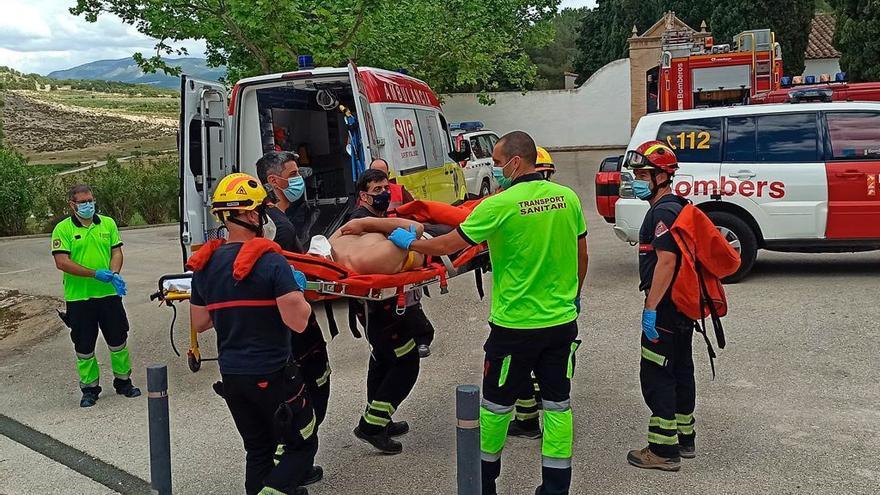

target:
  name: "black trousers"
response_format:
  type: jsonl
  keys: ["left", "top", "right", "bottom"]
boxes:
{"left": 481, "top": 321, "right": 580, "bottom": 495}
{"left": 291, "top": 315, "right": 331, "bottom": 426}
{"left": 356, "top": 301, "right": 424, "bottom": 434}
{"left": 222, "top": 366, "right": 318, "bottom": 495}
{"left": 67, "top": 295, "right": 129, "bottom": 354}
{"left": 639, "top": 299, "right": 696, "bottom": 458}
{"left": 66, "top": 295, "right": 132, "bottom": 388}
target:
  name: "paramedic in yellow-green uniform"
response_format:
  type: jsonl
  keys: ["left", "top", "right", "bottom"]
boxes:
{"left": 388, "top": 131, "right": 589, "bottom": 495}
{"left": 51, "top": 185, "right": 140, "bottom": 408}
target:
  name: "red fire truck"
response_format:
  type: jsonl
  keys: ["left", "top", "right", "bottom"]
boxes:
{"left": 657, "top": 28, "right": 783, "bottom": 111}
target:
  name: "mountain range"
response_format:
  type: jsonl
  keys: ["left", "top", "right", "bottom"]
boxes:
{"left": 47, "top": 57, "right": 225, "bottom": 89}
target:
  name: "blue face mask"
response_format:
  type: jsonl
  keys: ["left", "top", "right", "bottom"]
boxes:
{"left": 632, "top": 180, "right": 653, "bottom": 201}
{"left": 282, "top": 175, "right": 305, "bottom": 202}
{"left": 76, "top": 201, "right": 95, "bottom": 219}
{"left": 493, "top": 157, "right": 518, "bottom": 189}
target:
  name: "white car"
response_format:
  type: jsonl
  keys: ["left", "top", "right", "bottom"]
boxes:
{"left": 614, "top": 101, "right": 880, "bottom": 282}
{"left": 451, "top": 122, "right": 499, "bottom": 197}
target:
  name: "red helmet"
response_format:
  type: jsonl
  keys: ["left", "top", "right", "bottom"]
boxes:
{"left": 624, "top": 140, "right": 679, "bottom": 175}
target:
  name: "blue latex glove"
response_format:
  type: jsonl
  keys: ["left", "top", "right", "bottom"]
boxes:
{"left": 642, "top": 308, "right": 659, "bottom": 342}
{"left": 574, "top": 293, "right": 582, "bottom": 314}
{"left": 290, "top": 266, "right": 307, "bottom": 291}
{"left": 110, "top": 273, "right": 127, "bottom": 297}
{"left": 95, "top": 269, "right": 115, "bottom": 283}
{"left": 388, "top": 225, "right": 418, "bottom": 250}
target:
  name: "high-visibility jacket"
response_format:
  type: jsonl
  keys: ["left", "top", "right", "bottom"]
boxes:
{"left": 668, "top": 204, "right": 740, "bottom": 321}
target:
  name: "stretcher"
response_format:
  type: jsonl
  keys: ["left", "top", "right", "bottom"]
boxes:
{"left": 151, "top": 199, "right": 492, "bottom": 372}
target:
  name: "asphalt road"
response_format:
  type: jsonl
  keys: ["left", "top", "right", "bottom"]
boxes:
{"left": 2, "top": 149, "right": 879, "bottom": 494}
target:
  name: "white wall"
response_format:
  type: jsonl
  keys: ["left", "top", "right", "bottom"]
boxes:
{"left": 441, "top": 59, "right": 631, "bottom": 149}
{"left": 803, "top": 58, "right": 841, "bottom": 78}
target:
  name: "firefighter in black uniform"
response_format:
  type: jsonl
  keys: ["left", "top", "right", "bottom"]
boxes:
{"left": 257, "top": 152, "right": 331, "bottom": 485}
{"left": 623, "top": 141, "right": 696, "bottom": 472}
{"left": 189, "top": 173, "right": 318, "bottom": 494}
{"left": 347, "top": 168, "right": 432, "bottom": 455}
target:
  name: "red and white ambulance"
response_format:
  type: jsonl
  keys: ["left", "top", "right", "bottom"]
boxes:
{"left": 613, "top": 101, "right": 880, "bottom": 281}
{"left": 178, "top": 62, "right": 468, "bottom": 259}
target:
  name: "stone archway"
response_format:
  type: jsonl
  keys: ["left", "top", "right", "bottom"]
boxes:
{"left": 627, "top": 12, "right": 710, "bottom": 130}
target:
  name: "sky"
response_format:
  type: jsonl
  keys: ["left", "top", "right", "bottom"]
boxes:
{"left": 0, "top": 0, "right": 596, "bottom": 76}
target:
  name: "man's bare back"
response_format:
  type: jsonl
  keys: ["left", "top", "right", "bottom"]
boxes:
{"left": 329, "top": 218, "right": 425, "bottom": 274}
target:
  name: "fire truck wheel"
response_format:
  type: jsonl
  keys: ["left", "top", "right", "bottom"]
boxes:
{"left": 706, "top": 211, "right": 757, "bottom": 284}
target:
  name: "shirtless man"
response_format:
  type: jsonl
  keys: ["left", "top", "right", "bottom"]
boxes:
{"left": 330, "top": 216, "right": 425, "bottom": 274}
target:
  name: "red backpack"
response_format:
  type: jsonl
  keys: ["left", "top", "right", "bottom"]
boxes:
{"left": 669, "top": 204, "right": 741, "bottom": 376}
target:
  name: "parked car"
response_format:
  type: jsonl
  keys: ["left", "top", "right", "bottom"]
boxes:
{"left": 450, "top": 122, "right": 499, "bottom": 197}
{"left": 594, "top": 154, "right": 622, "bottom": 223}
{"left": 613, "top": 101, "right": 880, "bottom": 282}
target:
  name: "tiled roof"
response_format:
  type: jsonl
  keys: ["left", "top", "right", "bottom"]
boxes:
{"left": 806, "top": 13, "right": 841, "bottom": 60}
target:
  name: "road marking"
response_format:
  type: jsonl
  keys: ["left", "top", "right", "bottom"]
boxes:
{"left": 0, "top": 268, "right": 34, "bottom": 276}
{"left": 0, "top": 413, "right": 151, "bottom": 495}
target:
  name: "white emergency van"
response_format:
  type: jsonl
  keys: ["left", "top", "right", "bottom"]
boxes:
{"left": 614, "top": 102, "right": 880, "bottom": 282}
{"left": 178, "top": 62, "right": 469, "bottom": 260}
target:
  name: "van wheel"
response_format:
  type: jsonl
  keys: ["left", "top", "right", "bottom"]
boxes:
{"left": 706, "top": 211, "right": 757, "bottom": 284}
{"left": 479, "top": 179, "right": 491, "bottom": 198}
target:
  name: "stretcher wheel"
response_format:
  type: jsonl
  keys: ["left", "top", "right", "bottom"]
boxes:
{"left": 187, "top": 352, "right": 201, "bottom": 372}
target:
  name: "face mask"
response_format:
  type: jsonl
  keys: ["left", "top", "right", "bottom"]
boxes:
{"left": 281, "top": 175, "right": 305, "bottom": 202}
{"left": 632, "top": 179, "right": 654, "bottom": 201}
{"left": 369, "top": 191, "right": 391, "bottom": 212}
{"left": 493, "top": 157, "right": 518, "bottom": 189}
{"left": 76, "top": 201, "right": 95, "bottom": 219}
{"left": 263, "top": 214, "right": 277, "bottom": 241}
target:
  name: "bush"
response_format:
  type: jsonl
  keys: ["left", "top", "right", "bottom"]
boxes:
{"left": 31, "top": 157, "right": 180, "bottom": 233}
{"left": 0, "top": 148, "right": 36, "bottom": 236}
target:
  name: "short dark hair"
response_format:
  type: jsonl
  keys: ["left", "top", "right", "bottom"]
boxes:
{"left": 369, "top": 158, "right": 389, "bottom": 171}
{"left": 496, "top": 131, "right": 537, "bottom": 166}
{"left": 255, "top": 151, "right": 299, "bottom": 184}
{"left": 356, "top": 169, "right": 388, "bottom": 193}
{"left": 68, "top": 184, "right": 92, "bottom": 202}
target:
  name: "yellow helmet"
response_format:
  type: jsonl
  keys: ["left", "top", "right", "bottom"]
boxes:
{"left": 535, "top": 146, "right": 555, "bottom": 176}
{"left": 211, "top": 173, "right": 267, "bottom": 220}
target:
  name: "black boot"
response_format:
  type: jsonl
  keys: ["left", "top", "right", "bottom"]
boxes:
{"left": 113, "top": 378, "right": 142, "bottom": 398}
{"left": 301, "top": 465, "right": 323, "bottom": 486}
{"left": 80, "top": 386, "right": 102, "bottom": 408}
{"left": 387, "top": 420, "right": 410, "bottom": 437}
{"left": 353, "top": 426, "right": 402, "bottom": 454}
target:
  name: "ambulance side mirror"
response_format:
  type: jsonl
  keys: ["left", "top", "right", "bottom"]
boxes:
{"left": 449, "top": 139, "right": 471, "bottom": 162}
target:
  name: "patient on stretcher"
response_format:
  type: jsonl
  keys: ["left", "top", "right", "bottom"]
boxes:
{"left": 328, "top": 217, "right": 427, "bottom": 275}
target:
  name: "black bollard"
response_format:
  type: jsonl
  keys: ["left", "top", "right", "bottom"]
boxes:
{"left": 147, "top": 364, "right": 172, "bottom": 495}
{"left": 456, "top": 384, "right": 481, "bottom": 495}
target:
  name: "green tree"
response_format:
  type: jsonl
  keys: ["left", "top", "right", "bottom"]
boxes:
{"left": 0, "top": 148, "right": 35, "bottom": 236}
{"left": 830, "top": 0, "right": 880, "bottom": 81}
{"left": 573, "top": 0, "right": 813, "bottom": 82}
{"left": 71, "top": 0, "right": 558, "bottom": 94}
{"left": 527, "top": 7, "right": 588, "bottom": 89}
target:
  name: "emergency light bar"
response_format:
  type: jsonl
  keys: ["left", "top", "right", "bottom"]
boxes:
{"left": 298, "top": 55, "right": 315, "bottom": 70}
{"left": 789, "top": 88, "right": 832, "bottom": 103}
{"left": 449, "top": 121, "right": 484, "bottom": 132}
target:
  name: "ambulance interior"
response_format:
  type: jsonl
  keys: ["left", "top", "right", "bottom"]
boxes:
{"left": 238, "top": 76, "right": 362, "bottom": 240}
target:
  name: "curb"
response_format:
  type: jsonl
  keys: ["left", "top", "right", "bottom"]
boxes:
{"left": 1, "top": 222, "right": 177, "bottom": 241}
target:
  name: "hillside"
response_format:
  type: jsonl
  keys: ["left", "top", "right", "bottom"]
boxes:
{"left": 48, "top": 57, "right": 225, "bottom": 89}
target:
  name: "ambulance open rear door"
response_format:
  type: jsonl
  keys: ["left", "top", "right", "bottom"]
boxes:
{"left": 179, "top": 76, "right": 232, "bottom": 265}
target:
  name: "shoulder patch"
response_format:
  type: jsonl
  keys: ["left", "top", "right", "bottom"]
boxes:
{"left": 654, "top": 220, "right": 669, "bottom": 237}
{"left": 52, "top": 239, "right": 61, "bottom": 249}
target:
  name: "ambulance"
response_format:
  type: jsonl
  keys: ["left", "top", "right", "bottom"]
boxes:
{"left": 613, "top": 101, "right": 880, "bottom": 282}
{"left": 178, "top": 60, "right": 469, "bottom": 259}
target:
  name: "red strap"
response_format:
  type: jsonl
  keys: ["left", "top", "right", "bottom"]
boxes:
{"left": 205, "top": 299, "right": 277, "bottom": 311}
{"left": 639, "top": 243, "right": 654, "bottom": 253}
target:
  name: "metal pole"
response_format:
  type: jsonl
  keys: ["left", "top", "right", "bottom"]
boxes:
{"left": 147, "top": 364, "right": 172, "bottom": 495}
{"left": 456, "top": 384, "right": 481, "bottom": 495}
